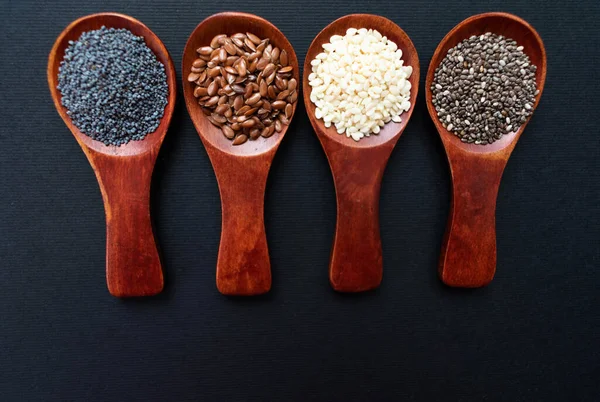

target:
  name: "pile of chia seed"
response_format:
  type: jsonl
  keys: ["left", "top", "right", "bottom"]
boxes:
{"left": 57, "top": 26, "right": 168, "bottom": 146}
{"left": 431, "top": 32, "right": 538, "bottom": 145}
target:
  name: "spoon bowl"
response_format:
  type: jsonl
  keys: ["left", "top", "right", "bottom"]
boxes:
{"left": 48, "top": 13, "right": 177, "bottom": 296}
{"left": 426, "top": 12, "right": 547, "bottom": 154}
{"left": 425, "top": 12, "right": 546, "bottom": 287}
{"left": 183, "top": 12, "right": 299, "bottom": 157}
{"left": 182, "top": 12, "right": 299, "bottom": 295}
{"left": 48, "top": 13, "right": 176, "bottom": 157}
{"left": 304, "top": 14, "right": 420, "bottom": 292}
{"left": 304, "top": 14, "right": 420, "bottom": 149}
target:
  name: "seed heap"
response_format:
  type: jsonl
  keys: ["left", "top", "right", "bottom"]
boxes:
{"left": 431, "top": 32, "right": 538, "bottom": 144}
{"left": 308, "top": 28, "right": 413, "bottom": 142}
{"left": 57, "top": 26, "right": 168, "bottom": 146}
{"left": 188, "top": 33, "right": 296, "bottom": 145}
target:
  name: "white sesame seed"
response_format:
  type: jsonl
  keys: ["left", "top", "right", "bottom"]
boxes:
{"left": 307, "top": 27, "right": 412, "bottom": 140}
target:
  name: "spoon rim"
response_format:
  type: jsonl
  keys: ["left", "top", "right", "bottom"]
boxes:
{"left": 425, "top": 12, "right": 547, "bottom": 154}
{"left": 181, "top": 11, "right": 299, "bottom": 157}
{"left": 47, "top": 12, "right": 177, "bottom": 157}
{"left": 303, "top": 13, "right": 421, "bottom": 150}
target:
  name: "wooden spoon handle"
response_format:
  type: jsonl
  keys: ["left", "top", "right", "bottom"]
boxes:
{"left": 93, "top": 154, "right": 163, "bottom": 297}
{"left": 210, "top": 153, "right": 272, "bottom": 296}
{"left": 440, "top": 155, "right": 506, "bottom": 287}
{"left": 327, "top": 146, "right": 390, "bottom": 292}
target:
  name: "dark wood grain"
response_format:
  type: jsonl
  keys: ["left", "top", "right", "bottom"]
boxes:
{"left": 182, "top": 12, "right": 299, "bottom": 296}
{"left": 425, "top": 12, "right": 547, "bottom": 287}
{"left": 303, "top": 15, "right": 420, "bottom": 292}
{"left": 47, "top": 13, "right": 177, "bottom": 297}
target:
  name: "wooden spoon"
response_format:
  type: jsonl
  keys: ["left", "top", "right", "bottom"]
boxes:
{"left": 303, "top": 15, "right": 420, "bottom": 292}
{"left": 182, "top": 12, "right": 299, "bottom": 296}
{"left": 426, "top": 12, "right": 547, "bottom": 287}
{"left": 48, "top": 13, "right": 177, "bottom": 297}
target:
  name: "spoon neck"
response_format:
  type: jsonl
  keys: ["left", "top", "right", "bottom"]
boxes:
{"left": 205, "top": 151, "right": 273, "bottom": 296}
{"left": 86, "top": 153, "right": 162, "bottom": 297}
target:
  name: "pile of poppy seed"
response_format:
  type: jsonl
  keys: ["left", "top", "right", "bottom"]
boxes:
{"left": 57, "top": 26, "right": 168, "bottom": 146}
{"left": 431, "top": 32, "right": 538, "bottom": 145}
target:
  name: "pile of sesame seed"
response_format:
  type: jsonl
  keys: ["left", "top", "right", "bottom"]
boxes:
{"left": 308, "top": 28, "right": 413, "bottom": 142}
{"left": 431, "top": 32, "right": 538, "bottom": 145}
{"left": 57, "top": 26, "right": 168, "bottom": 146}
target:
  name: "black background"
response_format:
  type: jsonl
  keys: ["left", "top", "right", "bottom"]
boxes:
{"left": 1, "top": 0, "right": 599, "bottom": 400}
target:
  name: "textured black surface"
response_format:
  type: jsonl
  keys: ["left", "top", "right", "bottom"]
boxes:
{"left": 1, "top": 0, "right": 599, "bottom": 400}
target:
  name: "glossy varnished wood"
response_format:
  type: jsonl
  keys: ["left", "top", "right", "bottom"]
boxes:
{"left": 48, "top": 13, "right": 177, "bottom": 297}
{"left": 304, "top": 15, "right": 420, "bottom": 292}
{"left": 182, "top": 12, "right": 299, "bottom": 296}
{"left": 426, "top": 13, "right": 547, "bottom": 287}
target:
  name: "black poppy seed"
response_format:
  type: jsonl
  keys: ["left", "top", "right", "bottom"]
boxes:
{"left": 57, "top": 26, "right": 168, "bottom": 146}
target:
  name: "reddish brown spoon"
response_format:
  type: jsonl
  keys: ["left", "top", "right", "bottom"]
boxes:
{"left": 304, "top": 15, "right": 420, "bottom": 292}
{"left": 48, "top": 13, "right": 177, "bottom": 297}
{"left": 182, "top": 12, "right": 299, "bottom": 296}
{"left": 426, "top": 12, "right": 547, "bottom": 287}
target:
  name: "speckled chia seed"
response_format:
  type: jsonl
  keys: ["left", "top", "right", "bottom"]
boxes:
{"left": 57, "top": 26, "right": 168, "bottom": 146}
{"left": 431, "top": 32, "right": 538, "bottom": 145}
